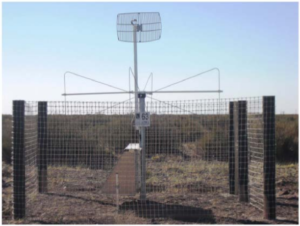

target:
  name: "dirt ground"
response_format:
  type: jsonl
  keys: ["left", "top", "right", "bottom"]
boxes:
{"left": 2, "top": 160, "right": 298, "bottom": 224}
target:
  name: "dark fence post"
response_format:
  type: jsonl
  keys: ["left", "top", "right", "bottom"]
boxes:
{"left": 229, "top": 102, "right": 235, "bottom": 194}
{"left": 233, "top": 102, "right": 239, "bottom": 195}
{"left": 38, "top": 102, "right": 48, "bottom": 193}
{"left": 13, "top": 100, "right": 26, "bottom": 219}
{"left": 238, "top": 101, "right": 248, "bottom": 202}
{"left": 263, "top": 96, "right": 276, "bottom": 219}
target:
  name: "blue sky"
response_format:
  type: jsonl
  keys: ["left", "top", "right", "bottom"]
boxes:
{"left": 2, "top": 2, "right": 298, "bottom": 114}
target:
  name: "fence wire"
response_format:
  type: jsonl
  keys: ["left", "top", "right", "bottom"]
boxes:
{"left": 24, "top": 102, "right": 38, "bottom": 217}
{"left": 12, "top": 97, "right": 275, "bottom": 223}
{"left": 248, "top": 106, "right": 264, "bottom": 210}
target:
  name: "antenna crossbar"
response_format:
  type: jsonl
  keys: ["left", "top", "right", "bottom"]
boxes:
{"left": 62, "top": 90, "right": 223, "bottom": 96}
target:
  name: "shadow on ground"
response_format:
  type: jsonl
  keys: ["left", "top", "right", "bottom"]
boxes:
{"left": 46, "top": 192, "right": 115, "bottom": 206}
{"left": 120, "top": 200, "right": 216, "bottom": 223}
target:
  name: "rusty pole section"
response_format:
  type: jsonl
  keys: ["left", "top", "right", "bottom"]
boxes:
{"left": 229, "top": 102, "right": 235, "bottom": 194}
{"left": 38, "top": 102, "right": 48, "bottom": 193}
{"left": 13, "top": 100, "right": 26, "bottom": 219}
{"left": 238, "top": 101, "right": 248, "bottom": 202}
{"left": 263, "top": 96, "right": 276, "bottom": 219}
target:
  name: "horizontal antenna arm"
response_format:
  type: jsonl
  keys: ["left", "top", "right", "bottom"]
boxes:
{"left": 62, "top": 90, "right": 223, "bottom": 96}
{"left": 154, "top": 68, "right": 220, "bottom": 92}
{"left": 64, "top": 71, "right": 128, "bottom": 92}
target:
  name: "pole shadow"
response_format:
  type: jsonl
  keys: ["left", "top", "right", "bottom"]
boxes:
{"left": 120, "top": 200, "right": 216, "bottom": 223}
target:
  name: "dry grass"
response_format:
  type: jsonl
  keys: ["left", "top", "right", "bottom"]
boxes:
{"left": 276, "top": 163, "right": 298, "bottom": 196}
{"left": 276, "top": 163, "right": 298, "bottom": 184}
{"left": 147, "top": 156, "right": 228, "bottom": 193}
{"left": 2, "top": 162, "right": 13, "bottom": 222}
{"left": 2, "top": 160, "right": 298, "bottom": 224}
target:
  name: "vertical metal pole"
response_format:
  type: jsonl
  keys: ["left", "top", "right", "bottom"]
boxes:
{"left": 218, "top": 70, "right": 220, "bottom": 114}
{"left": 229, "top": 102, "right": 235, "bottom": 194}
{"left": 133, "top": 24, "right": 139, "bottom": 121}
{"left": 13, "top": 100, "right": 26, "bottom": 219}
{"left": 233, "top": 102, "right": 239, "bottom": 195}
{"left": 139, "top": 93, "right": 146, "bottom": 200}
{"left": 135, "top": 149, "right": 141, "bottom": 192}
{"left": 38, "top": 102, "right": 48, "bottom": 193}
{"left": 263, "top": 96, "right": 276, "bottom": 219}
{"left": 64, "top": 74, "right": 67, "bottom": 115}
{"left": 238, "top": 101, "right": 248, "bottom": 202}
{"left": 116, "top": 173, "right": 119, "bottom": 213}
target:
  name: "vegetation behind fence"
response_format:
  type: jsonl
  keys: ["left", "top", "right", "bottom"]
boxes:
{"left": 2, "top": 114, "right": 298, "bottom": 165}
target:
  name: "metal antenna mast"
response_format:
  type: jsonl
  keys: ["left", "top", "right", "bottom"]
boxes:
{"left": 117, "top": 12, "right": 162, "bottom": 200}
{"left": 62, "top": 12, "right": 223, "bottom": 201}
{"left": 132, "top": 19, "right": 139, "bottom": 118}
{"left": 117, "top": 12, "right": 162, "bottom": 120}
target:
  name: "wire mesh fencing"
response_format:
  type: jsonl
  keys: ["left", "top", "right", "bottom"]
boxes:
{"left": 12, "top": 96, "right": 276, "bottom": 223}
{"left": 46, "top": 101, "right": 139, "bottom": 196}
{"left": 24, "top": 102, "right": 38, "bottom": 218}
{"left": 247, "top": 103, "right": 264, "bottom": 210}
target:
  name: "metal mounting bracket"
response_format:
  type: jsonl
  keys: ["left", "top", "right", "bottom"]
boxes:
{"left": 138, "top": 93, "right": 146, "bottom": 98}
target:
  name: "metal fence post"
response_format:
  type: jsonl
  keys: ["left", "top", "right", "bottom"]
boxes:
{"left": 135, "top": 149, "right": 141, "bottom": 192}
{"left": 12, "top": 100, "right": 26, "bottom": 219}
{"left": 138, "top": 93, "right": 146, "bottom": 200}
{"left": 263, "top": 96, "right": 276, "bottom": 219}
{"left": 116, "top": 173, "right": 119, "bottom": 212}
{"left": 238, "top": 101, "right": 248, "bottom": 202}
{"left": 233, "top": 102, "right": 239, "bottom": 195}
{"left": 38, "top": 102, "right": 48, "bottom": 193}
{"left": 229, "top": 102, "right": 235, "bottom": 194}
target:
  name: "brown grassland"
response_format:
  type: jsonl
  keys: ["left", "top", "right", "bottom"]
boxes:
{"left": 2, "top": 114, "right": 298, "bottom": 224}
{"left": 2, "top": 159, "right": 298, "bottom": 224}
